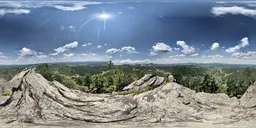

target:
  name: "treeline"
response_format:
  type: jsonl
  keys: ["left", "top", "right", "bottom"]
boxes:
{"left": 35, "top": 62, "right": 170, "bottom": 93}
{"left": 35, "top": 63, "right": 256, "bottom": 98}
{"left": 0, "top": 68, "right": 23, "bottom": 81}
{"left": 173, "top": 67, "right": 256, "bottom": 98}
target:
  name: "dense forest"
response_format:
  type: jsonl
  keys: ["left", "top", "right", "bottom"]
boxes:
{"left": 1, "top": 62, "right": 256, "bottom": 98}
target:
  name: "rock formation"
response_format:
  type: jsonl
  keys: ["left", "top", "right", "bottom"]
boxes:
{"left": 240, "top": 84, "right": 256, "bottom": 108}
{"left": 123, "top": 74, "right": 165, "bottom": 91}
{"left": 0, "top": 69, "right": 256, "bottom": 124}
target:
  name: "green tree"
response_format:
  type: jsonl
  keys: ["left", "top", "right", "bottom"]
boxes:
{"left": 108, "top": 61, "right": 114, "bottom": 69}
{"left": 36, "top": 63, "right": 53, "bottom": 81}
{"left": 84, "top": 75, "right": 92, "bottom": 88}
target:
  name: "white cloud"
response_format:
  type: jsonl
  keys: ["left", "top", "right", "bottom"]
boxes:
{"left": 63, "top": 53, "right": 75, "bottom": 57}
{"left": 0, "top": 1, "right": 101, "bottom": 11}
{"left": 18, "top": 47, "right": 49, "bottom": 60}
{"left": 0, "top": 52, "right": 7, "bottom": 58}
{"left": 120, "top": 46, "right": 139, "bottom": 54}
{"left": 211, "top": 6, "right": 256, "bottom": 17}
{"left": 106, "top": 48, "right": 120, "bottom": 55}
{"left": 202, "top": 54, "right": 224, "bottom": 59}
{"left": 97, "top": 45, "right": 102, "bottom": 49}
{"left": 82, "top": 43, "right": 92, "bottom": 47}
{"left": 54, "top": 4, "right": 86, "bottom": 11}
{"left": 0, "top": 9, "right": 30, "bottom": 16}
{"left": 53, "top": 41, "right": 78, "bottom": 55}
{"left": 226, "top": 37, "right": 249, "bottom": 53}
{"left": 231, "top": 51, "right": 256, "bottom": 59}
{"left": 176, "top": 41, "right": 196, "bottom": 55}
{"left": 106, "top": 46, "right": 139, "bottom": 55}
{"left": 150, "top": 51, "right": 157, "bottom": 56}
{"left": 169, "top": 54, "right": 186, "bottom": 58}
{"left": 176, "top": 54, "right": 186, "bottom": 57}
{"left": 81, "top": 53, "right": 97, "bottom": 57}
{"left": 211, "top": 42, "right": 220, "bottom": 50}
{"left": 152, "top": 42, "right": 172, "bottom": 53}
{"left": 19, "top": 47, "right": 37, "bottom": 57}
{"left": 190, "top": 53, "right": 199, "bottom": 57}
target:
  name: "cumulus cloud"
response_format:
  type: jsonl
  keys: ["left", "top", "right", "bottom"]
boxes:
{"left": 18, "top": 47, "right": 48, "bottom": 60}
{"left": 53, "top": 41, "right": 78, "bottom": 55}
{"left": 106, "top": 48, "right": 120, "bottom": 55}
{"left": 120, "top": 46, "right": 139, "bottom": 54}
{"left": 176, "top": 41, "right": 196, "bottom": 55}
{"left": 211, "top": 42, "right": 220, "bottom": 50}
{"left": 106, "top": 46, "right": 139, "bottom": 55}
{"left": 152, "top": 43, "right": 172, "bottom": 53}
{"left": 211, "top": 6, "right": 256, "bottom": 17}
{"left": 226, "top": 37, "right": 249, "bottom": 53}
{"left": 19, "top": 47, "right": 38, "bottom": 58}
{"left": 0, "top": 9, "right": 30, "bottom": 16}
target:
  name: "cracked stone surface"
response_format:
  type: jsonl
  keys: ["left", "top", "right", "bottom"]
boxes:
{"left": 0, "top": 69, "right": 256, "bottom": 126}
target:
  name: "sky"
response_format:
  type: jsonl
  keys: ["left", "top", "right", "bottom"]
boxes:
{"left": 0, "top": 0, "right": 256, "bottom": 64}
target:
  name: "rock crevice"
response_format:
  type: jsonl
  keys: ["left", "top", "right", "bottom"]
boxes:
{"left": 0, "top": 69, "right": 256, "bottom": 124}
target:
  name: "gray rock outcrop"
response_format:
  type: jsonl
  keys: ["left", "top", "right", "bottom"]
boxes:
{"left": 0, "top": 69, "right": 256, "bottom": 124}
{"left": 123, "top": 74, "right": 165, "bottom": 91}
{"left": 240, "top": 83, "right": 256, "bottom": 108}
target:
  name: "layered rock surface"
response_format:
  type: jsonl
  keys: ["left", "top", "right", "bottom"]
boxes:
{"left": 0, "top": 69, "right": 256, "bottom": 124}
{"left": 123, "top": 74, "right": 165, "bottom": 91}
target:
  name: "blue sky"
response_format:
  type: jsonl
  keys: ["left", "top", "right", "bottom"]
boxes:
{"left": 0, "top": 0, "right": 256, "bottom": 64}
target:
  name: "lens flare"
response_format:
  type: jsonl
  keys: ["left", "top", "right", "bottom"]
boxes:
{"left": 98, "top": 13, "right": 111, "bottom": 20}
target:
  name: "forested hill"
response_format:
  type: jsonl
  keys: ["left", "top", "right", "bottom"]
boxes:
{"left": 23, "top": 62, "right": 256, "bottom": 98}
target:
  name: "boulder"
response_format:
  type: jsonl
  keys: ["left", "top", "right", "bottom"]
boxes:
{"left": 240, "top": 82, "right": 256, "bottom": 108}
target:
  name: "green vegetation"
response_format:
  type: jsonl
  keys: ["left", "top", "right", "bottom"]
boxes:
{"left": 0, "top": 68, "right": 23, "bottom": 81}
{"left": 31, "top": 63, "right": 256, "bottom": 98}
{"left": 35, "top": 63, "right": 54, "bottom": 81}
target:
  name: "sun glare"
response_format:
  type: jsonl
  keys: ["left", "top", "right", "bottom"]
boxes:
{"left": 98, "top": 13, "right": 111, "bottom": 20}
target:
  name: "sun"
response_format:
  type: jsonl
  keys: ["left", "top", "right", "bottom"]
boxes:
{"left": 98, "top": 13, "right": 111, "bottom": 20}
